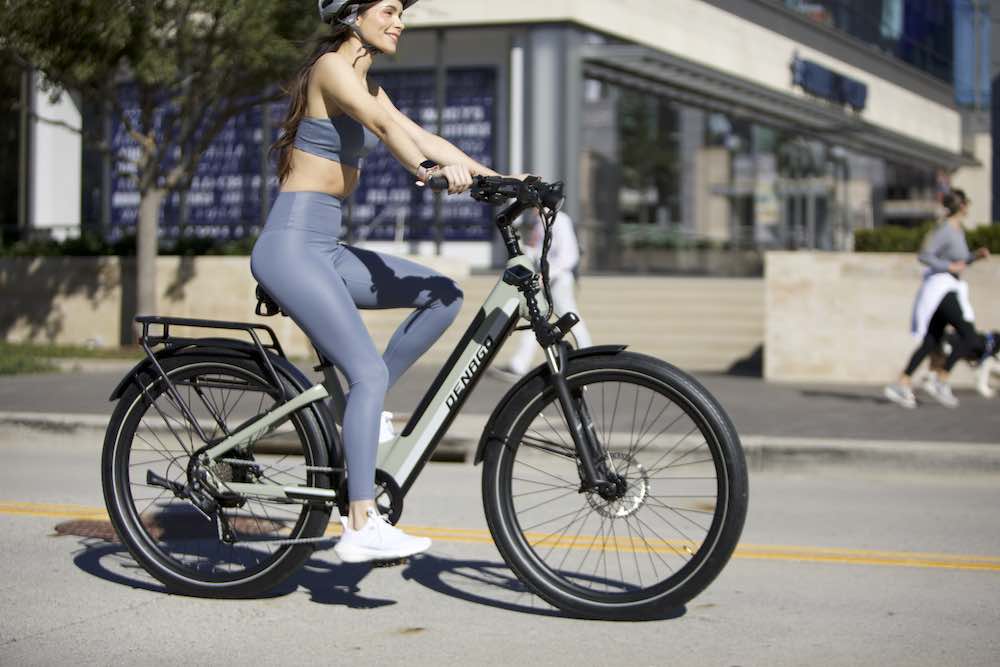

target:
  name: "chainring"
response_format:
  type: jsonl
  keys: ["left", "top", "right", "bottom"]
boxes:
{"left": 337, "top": 468, "right": 404, "bottom": 525}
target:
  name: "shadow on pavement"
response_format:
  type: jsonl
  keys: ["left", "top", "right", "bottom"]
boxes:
{"left": 69, "top": 536, "right": 396, "bottom": 608}
{"left": 799, "top": 389, "right": 888, "bottom": 405}
{"left": 66, "top": 533, "right": 686, "bottom": 621}
{"left": 399, "top": 553, "right": 687, "bottom": 621}
{"left": 726, "top": 345, "right": 763, "bottom": 377}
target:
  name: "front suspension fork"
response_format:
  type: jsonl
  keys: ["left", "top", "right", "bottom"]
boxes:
{"left": 544, "top": 344, "right": 614, "bottom": 495}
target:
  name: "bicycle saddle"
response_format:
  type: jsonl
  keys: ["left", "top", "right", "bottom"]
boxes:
{"left": 255, "top": 285, "right": 287, "bottom": 318}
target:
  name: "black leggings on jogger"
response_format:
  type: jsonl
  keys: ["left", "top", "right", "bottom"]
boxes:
{"left": 903, "top": 291, "right": 985, "bottom": 376}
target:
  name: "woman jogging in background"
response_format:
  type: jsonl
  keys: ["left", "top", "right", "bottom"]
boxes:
{"left": 884, "top": 189, "right": 991, "bottom": 409}
{"left": 251, "top": 0, "right": 518, "bottom": 563}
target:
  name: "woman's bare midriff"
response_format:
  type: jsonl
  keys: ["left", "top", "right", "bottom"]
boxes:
{"left": 280, "top": 147, "right": 361, "bottom": 199}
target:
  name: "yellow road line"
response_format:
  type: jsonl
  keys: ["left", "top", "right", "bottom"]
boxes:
{"left": 4, "top": 501, "right": 1000, "bottom": 572}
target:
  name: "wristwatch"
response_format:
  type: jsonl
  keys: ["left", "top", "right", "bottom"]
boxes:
{"left": 419, "top": 159, "right": 438, "bottom": 171}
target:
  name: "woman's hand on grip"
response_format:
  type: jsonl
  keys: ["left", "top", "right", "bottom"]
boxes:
{"left": 416, "top": 164, "right": 474, "bottom": 194}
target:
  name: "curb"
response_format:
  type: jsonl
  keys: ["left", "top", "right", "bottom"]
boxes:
{"left": 2, "top": 411, "right": 999, "bottom": 472}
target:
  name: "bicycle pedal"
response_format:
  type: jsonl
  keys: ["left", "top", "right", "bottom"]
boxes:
{"left": 370, "top": 557, "right": 408, "bottom": 568}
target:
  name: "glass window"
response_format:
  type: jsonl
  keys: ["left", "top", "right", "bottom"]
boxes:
{"left": 784, "top": 0, "right": 954, "bottom": 83}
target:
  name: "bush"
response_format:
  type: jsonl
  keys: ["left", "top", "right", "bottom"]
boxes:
{"left": 0, "top": 232, "right": 258, "bottom": 257}
{"left": 0, "top": 342, "right": 58, "bottom": 375}
{"left": 966, "top": 224, "right": 1000, "bottom": 253}
{"left": 619, "top": 224, "right": 727, "bottom": 250}
{"left": 853, "top": 222, "right": 934, "bottom": 253}
{"left": 855, "top": 222, "right": 1000, "bottom": 253}
{"left": 0, "top": 342, "right": 144, "bottom": 375}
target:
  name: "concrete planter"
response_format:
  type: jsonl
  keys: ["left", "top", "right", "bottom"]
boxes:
{"left": 619, "top": 247, "right": 763, "bottom": 276}
{"left": 765, "top": 251, "right": 1000, "bottom": 386}
{"left": 1, "top": 255, "right": 766, "bottom": 373}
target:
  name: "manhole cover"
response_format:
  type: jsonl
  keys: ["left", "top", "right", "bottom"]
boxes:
{"left": 54, "top": 519, "right": 119, "bottom": 541}
{"left": 53, "top": 514, "right": 286, "bottom": 541}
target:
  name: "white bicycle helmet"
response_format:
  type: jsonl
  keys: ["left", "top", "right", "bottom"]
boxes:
{"left": 318, "top": 0, "right": 419, "bottom": 24}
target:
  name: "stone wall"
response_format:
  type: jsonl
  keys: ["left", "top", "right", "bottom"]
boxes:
{"left": 766, "top": 252, "right": 1000, "bottom": 386}
{"left": 1, "top": 256, "right": 765, "bottom": 373}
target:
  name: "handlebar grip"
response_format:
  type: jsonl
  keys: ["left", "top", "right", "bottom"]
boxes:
{"left": 426, "top": 175, "right": 450, "bottom": 192}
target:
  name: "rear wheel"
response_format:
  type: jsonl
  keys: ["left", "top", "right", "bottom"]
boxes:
{"left": 482, "top": 352, "right": 748, "bottom": 619}
{"left": 101, "top": 354, "right": 333, "bottom": 598}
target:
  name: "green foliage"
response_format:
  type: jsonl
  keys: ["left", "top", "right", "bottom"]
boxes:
{"left": 0, "top": 341, "right": 143, "bottom": 359}
{"left": 0, "top": 232, "right": 258, "bottom": 257}
{"left": 0, "top": 0, "right": 317, "bottom": 190}
{"left": 855, "top": 222, "right": 1000, "bottom": 253}
{"left": 966, "top": 224, "right": 1000, "bottom": 253}
{"left": 0, "top": 352, "right": 57, "bottom": 376}
{"left": 619, "top": 224, "right": 725, "bottom": 250}
{"left": 0, "top": 341, "right": 143, "bottom": 375}
{"left": 854, "top": 222, "right": 935, "bottom": 253}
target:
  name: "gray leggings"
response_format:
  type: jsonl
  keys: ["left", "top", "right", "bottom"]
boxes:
{"left": 251, "top": 192, "right": 463, "bottom": 501}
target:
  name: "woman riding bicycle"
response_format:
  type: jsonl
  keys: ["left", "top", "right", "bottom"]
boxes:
{"left": 252, "top": 0, "right": 514, "bottom": 562}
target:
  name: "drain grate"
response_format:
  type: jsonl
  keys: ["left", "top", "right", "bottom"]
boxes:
{"left": 53, "top": 514, "right": 287, "bottom": 542}
{"left": 54, "top": 519, "right": 119, "bottom": 541}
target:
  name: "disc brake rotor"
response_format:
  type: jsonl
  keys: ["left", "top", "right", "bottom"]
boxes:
{"left": 586, "top": 451, "right": 649, "bottom": 519}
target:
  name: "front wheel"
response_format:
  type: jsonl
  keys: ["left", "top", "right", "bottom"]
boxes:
{"left": 482, "top": 352, "right": 748, "bottom": 619}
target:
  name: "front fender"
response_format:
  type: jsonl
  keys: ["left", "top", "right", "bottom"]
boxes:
{"left": 474, "top": 344, "right": 628, "bottom": 464}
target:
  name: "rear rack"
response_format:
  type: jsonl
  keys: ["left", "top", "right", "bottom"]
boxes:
{"left": 136, "top": 315, "right": 285, "bottom": 357}
{"left": 135, "top": 315, "right": 290, "bottom": 444}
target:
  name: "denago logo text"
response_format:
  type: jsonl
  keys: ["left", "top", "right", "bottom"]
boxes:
{"left": 446, "top": 336, "right": 494, "bottom": 409}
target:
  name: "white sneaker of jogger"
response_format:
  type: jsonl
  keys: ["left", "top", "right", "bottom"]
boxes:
{"left": 884, "top": 383, "right": 917, "bottom": 409}
{"left": 334, "top": 508, "right": 432, "bottom": 563}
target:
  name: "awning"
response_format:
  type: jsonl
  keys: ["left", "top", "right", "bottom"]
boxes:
{"left": 578, "top": 44, "right": 976, "bottom": 171}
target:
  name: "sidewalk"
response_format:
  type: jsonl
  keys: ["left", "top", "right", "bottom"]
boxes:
{"left": 1, "top": 361, "right": 998, "bottom": 471}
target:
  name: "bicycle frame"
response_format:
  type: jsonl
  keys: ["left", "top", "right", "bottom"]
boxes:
{"left": 139, "top": 178, "right": 607, "bottom": 508}
{"left": 199, "top": 255, "right": 532, "bottom": 503}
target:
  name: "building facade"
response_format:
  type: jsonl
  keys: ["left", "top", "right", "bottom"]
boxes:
{"left": 2, "top": 0, "right": 992, "bottom": 271}
{"left": 392, "top": 0, "right": 987, "bottom": 269}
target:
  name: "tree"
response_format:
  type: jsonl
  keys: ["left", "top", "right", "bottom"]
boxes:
{"left": 0, "top": 1, "right": 316, "bottom": 329}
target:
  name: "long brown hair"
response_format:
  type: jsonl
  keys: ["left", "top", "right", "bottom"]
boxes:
{"left": 272, "top": 7, "right": 375, "bottom": 183}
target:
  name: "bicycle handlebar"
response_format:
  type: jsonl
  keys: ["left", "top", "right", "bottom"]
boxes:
{"left": 426, "top": 173, "right": 567, "bottom": 330}
{"left": 424, "top": 175, "right": 565, "bottom": 215}
{"left": 425, "top": 175, "right": 451, "bottom": 192}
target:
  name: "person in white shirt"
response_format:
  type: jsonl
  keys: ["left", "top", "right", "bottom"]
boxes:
{"left": 494, "top": 209, "right": 593, "bottom": 378}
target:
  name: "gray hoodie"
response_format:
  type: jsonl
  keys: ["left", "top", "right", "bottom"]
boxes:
{"left": 918, "top": 221, "right": 977, "bottom": 274}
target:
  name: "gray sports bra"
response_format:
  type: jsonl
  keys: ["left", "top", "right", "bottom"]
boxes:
{"left": 294, "top": 116, "right": 379, "bottom": 168}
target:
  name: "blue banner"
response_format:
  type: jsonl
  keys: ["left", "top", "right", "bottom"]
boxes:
{"left": 349, "top": 67, "right": 497, "bottom": 242}
{"left": 109, "top": 87, "right": 266, "bottom": 241}
{"left": 109, "top": 66, "right": 497, "bottom": 243}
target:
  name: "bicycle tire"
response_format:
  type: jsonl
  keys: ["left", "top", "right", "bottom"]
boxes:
{"left": 102, "top": 354, "right": 333, "bottom": 598}
{"left": 482, "top": 351, "right": 748, "bottom": 619}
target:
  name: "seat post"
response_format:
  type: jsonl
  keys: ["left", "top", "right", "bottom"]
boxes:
{"left": 314, "top": 348, "right": 346, "bottom": 424}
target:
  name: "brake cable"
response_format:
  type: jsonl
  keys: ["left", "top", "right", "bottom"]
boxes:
{"left": 538, "top": 206, "right": 557, "bottom": 322}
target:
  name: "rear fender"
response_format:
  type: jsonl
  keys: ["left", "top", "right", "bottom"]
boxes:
{"left": 109, "top": 340, "right": 344, "bottom": 466}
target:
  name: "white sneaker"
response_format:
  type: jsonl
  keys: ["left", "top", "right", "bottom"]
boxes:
{"left": 334, "top": 507, "right": 431, "bottom": 563}
{"left": 976, "top": 357, "right": 997, "bottom": 399}
{"left": 920, "top": 372, "right": 938, "bottom": 397}
{"left": 487, "top": 364, "right": 524, "bottom": 383}
{"left": 378, "top": 411, "right": 396, "bottom": 444}
{"left": 925, "top": 379, "right": 959, "bottom": 408}
{"left": 883, "top": 383, "right": 916, "bottom": 409}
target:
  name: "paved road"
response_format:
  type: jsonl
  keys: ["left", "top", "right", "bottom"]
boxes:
{"left": 1, "top": 363, "right": 999, "bottom": 444}
{"left": 1, "top": 436, "right": 998, "bottom": 665}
